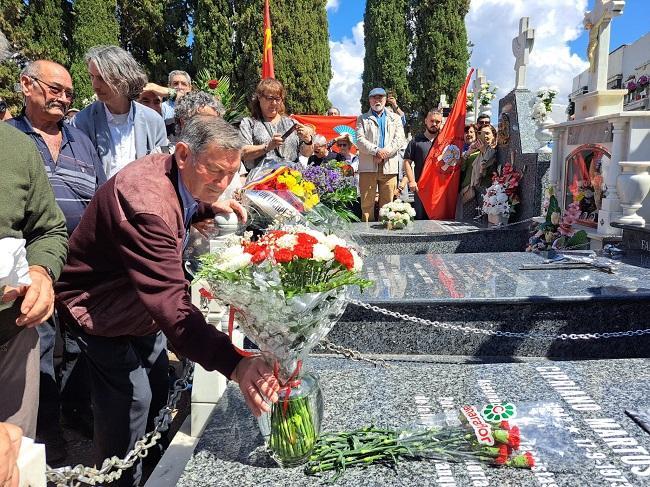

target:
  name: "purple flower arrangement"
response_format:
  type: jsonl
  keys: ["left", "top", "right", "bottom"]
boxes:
{"left": 638, "top": 75, "right": 649, "bottom": 87}
{"left": 627, "top": 80, "right": 638, "bottom": 91}
{"left": 300, "top": 164, "right": 358, "bottom": 221}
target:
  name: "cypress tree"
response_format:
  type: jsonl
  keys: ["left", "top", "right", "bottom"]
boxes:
{"left": 408, "top": 0, "right": 470, "bottom": 119}
{"left": 232, "top": 0, "right": 331, "bottom": 115}
{"left": 118, "top": 0, "right": 191, "bottom": 84}
{"left": 360, "top": 0, "right": 410, "bottom": 114}
{"left": 192, "top": 0, "right": 235, "bottom": 79}
{"left": 69, "top": 0, "right": 120, "bottom": 105}
{"left": 23, "top": 0, "right": 69, "bottom": 65}
{"left": 0, "top": 0, "right": 28, "bottom": 110}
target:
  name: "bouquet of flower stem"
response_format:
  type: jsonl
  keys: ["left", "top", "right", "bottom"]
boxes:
{"left": 527, "top": 188, "right": 588, "bottom": 252}
{"left": 306, "top": 402, "right": 548, "bottom": 482}
{"left": 197, "top": 224, "right": 371, "bottom": 467}
{"left": 379, "top": 199, "right": 416, "bottom": 229}
{"left": 193, "top": 69, "right": 248, "bottom": 124}
{"left": 482, "top": 162, "right": 521, "bottom": 218}
{"left": 301, "top": 162, "right": 358, "bottom": 222}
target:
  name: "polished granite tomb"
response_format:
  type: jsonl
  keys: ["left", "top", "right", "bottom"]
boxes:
{"left": 331, "top": 252, "right": 650, "bottom": 359}
{"left": 349, "top": 220, "right": 531, "bottom": 255}
{"left": 178, "top": 356, "right": 650, "bottom": 487}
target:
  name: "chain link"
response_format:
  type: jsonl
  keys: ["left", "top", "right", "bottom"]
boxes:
{"left": 316, "top": 337, "right": 391, "bottom": 368}
{"left": 45, "top": 360, "right": 194, "bottom": 486}
{"left": 347, "top": 299, "right": 650, "bottom": 340}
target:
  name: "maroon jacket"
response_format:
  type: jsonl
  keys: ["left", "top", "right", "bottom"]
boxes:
{"left": 55, "top": 153, "right": 243, "bottom": 378}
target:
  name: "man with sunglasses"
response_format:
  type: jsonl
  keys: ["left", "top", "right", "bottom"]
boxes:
{"left": 8, "top": 60, "right": 106, "bottom": 462}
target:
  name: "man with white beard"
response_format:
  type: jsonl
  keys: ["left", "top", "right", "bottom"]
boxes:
{"left": 355, "top": 87, "right": 406, "bottom": 222}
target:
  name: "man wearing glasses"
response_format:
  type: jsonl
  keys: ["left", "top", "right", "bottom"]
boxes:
{"left": 476, "top": 113, "right": 491, "bottom": 128}
{"left": 8, "top": 59, "right": 105, "bottom": 462}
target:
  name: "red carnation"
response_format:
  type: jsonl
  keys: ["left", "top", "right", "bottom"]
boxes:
{"left": 208, "top": 79, "right": 219, "bottom": 89}
{"left": 297, "top": 233, "right": 318, "bottom": 246}
{"left": 495, "top": 444, "right": 509, "bottom": 465}
{"left": 499, "top": 421, "right": 511, "bottom": 430}
{"left": 333, "top": 245, "right": 354, "bottom": 270}
{"left": 244, "top": 242, "right": 269, "bottom": 264}
{"left": 509, "top": 426, "right": 521, "bottom": 449}
{"left": 293, "top": 243, "right": 313, "bottom": 259}
{"left": 199, "top": 288, "right": 214, "bottom": 299}
{"left": 274, "top": 248, "right": 293, "bottom": 263}
{"left": 523, "top": 452, "right": 535, "bottom": 467}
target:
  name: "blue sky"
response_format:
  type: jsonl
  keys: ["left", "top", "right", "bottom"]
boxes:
{"left": 325, "top": 0, "right": 650, "bottom": 115}
{"left": 327, "top": 0, "right": 648, "bottom": 58}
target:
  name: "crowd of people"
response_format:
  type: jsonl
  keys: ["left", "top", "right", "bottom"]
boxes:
{"left": 0, "top": 43, "right": 502, "bottom": 486}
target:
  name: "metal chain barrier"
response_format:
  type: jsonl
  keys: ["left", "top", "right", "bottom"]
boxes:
{"left": 347, "top": 298, "right": 650, "bottom": 340}
{"left": 45, "top": 360, "right": 194, "bottom": 487}
{"left": 316, "top": 337, "right": 391, "bottom": 368}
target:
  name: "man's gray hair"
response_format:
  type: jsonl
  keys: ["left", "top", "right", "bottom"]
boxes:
{"left": 20, "top": 62, "right": 42, "bottom": 79}
{"left": 168, "top": 70, "right": 191, "bottom": 87}
{"left": 312, "top": 134, "right": 327, "bottom": 146}
{"left": 85, "top": 45, "right": 147, "bottom": 100}
{"left": 179, "top": 115, "right": 244, "bottom": 155}
{"left": 175, "top": 91, "right": 225, "bottom": 122}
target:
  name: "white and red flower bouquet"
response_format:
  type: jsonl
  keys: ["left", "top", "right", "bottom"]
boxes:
{"left": 197, "top": 224, "right": 371, "bottom": 466}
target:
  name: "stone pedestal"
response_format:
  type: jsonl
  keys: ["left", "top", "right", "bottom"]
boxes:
{"left": 573, "top": 90, "right": 627, "bottom": 119}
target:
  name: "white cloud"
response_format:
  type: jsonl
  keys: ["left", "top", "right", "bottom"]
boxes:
{"left": 467, "top": 0, "right": 589, "bottom": 121}
{"left": 328, "top": 21, "right": 365, "bottom": 115}
{"left": 327, "top": 0, "right": 592, "bottom": 120}
{"left": 326, "top": 0, "right": 340, "bottom": 12}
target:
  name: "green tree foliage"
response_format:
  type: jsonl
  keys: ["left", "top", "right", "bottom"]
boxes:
{"left": 0, "top": 0, "right": 26, "bottom": 110}
{"left": 230, "top": 0, "right": 331, "bottom": 115}
{"left": 192, "top": 0, "right": 234, "bottom": 80}
{"left": 360, "top": 0, "right": 410, "bottom": 114}
{"left": 408, "top": 0, "right": 470, "bottom": 119}
{"left": 23, "top": 0, "right": 70, "bottom": 65}
{"left": 70, "top": 0, "right": 120, "bottom": 105}
{"left": 118, "top": 0, "right": 191, "bottom": 84}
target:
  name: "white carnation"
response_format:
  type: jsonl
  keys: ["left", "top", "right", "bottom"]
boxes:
{"left": 350, "top": 249, "right": 363, "bottom": 272}
{"left": 312, "top": 243, "right": 334, "bottom": 262}
{"left": 323, "top": 234, "right": 347, "bottom": 251}
{"left": 276, "top": 234, "right": 298, "bottom": 249}
{"left": 216, "top": 249, "right": 252, "bottom": 272}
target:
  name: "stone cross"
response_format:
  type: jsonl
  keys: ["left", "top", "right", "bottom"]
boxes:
{"left": 473, "top": 69, "right": 486, "bottom": 119}
{"left": 584, "top": 0, "right": 625, "bottom": 92}
{"left": 438, "top": 94, "right": 449, "bottom": 109}
{"left": 512, "top": 17, "right": 535, "bottom": 90}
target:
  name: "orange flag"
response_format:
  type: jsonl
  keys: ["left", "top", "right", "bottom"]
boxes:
{"left": 262, "top": 0, "right": 275, "bottom": 79}
{"left": 417, "top": 69, "right": 474, "bottom": 220}
{"left": 291, "top": 114, "right": 358, "bottom": 154}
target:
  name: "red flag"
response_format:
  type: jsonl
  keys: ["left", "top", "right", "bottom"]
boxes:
{"left": 262, "top": 0, "right": 275, "bottom": 79}
{"left": 291, "top": 114, "right": 358, "bottom": 154}
{"left": 417, "top": 69, "right": 474, "bottom": 220}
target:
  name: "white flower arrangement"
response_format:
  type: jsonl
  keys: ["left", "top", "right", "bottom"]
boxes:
{"left": 532, "top": 87, "right": 558, "bottom": 123}
{"left": 379, "top": 199, "right": 416, "bottom": 229}
{"left": 478, "top": 82, "right": 498, "bottom": 107}
{"left": 481, "top": 182, "right": 512, "bottom": 217}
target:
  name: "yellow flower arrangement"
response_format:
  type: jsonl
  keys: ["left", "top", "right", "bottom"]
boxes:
{"left": 276, "top": 169, "right": 320, "bottom": 210}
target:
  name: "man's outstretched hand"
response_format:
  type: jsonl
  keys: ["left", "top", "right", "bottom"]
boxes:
{"left": 1, "top": 266, "right": 55, "bottom": 327}
{"left": 230, "top": 356, "right": 280, "bottom": 416}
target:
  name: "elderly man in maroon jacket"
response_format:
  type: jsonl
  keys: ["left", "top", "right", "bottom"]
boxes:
{"left": 55, "top": 115, "right": 279, "bottom": 486}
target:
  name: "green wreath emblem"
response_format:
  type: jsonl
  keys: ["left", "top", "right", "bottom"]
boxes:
{"left": 481, "top": 402, "right": 516, "bottom": 422}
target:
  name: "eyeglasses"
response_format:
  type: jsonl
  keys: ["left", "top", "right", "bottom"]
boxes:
{"left": 30, "top": 76, "right": 74, "bottom": 101}
{"left": 262, "top": 95, "right": 282, "bottom": 103}
{"left": 477, "top": 119, "right": 490, "bottom": 126}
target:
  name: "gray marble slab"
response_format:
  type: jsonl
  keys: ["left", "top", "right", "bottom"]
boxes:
{"left": 350, "top": 221, "right": 531, "bottom": 256}
{"left": 179, "top": 356, "right": 650, "bottom": 486}
{"left": 350, "top": 252, "right": 650, "bottom": 304}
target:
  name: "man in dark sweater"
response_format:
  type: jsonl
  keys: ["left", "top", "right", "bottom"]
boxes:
{"left": 0, "top": 122, "right": 68, "bottom": 440}
{"left": 55, "top": 116, "right": 279, "bottom": 486}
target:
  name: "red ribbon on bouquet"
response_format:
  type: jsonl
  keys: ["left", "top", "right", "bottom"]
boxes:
{"left": 274, "top": 360, "right": 303, "bottom": 416}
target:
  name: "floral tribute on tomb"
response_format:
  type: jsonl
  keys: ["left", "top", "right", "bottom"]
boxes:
{"left": 197, "top": 225, "right": 371, "bottom": 467}
{"left": 527, "top": 188, "right": 588, "bottom": 252}
{"left": 481, "top": 162, "right": 522, "bottom": 225}
{"left": 300, "top": 161, "right": 359, "bottom": 222}
{"left": 532, "top": 87, "right": 558, "bottom": 123}
{"left": 379, "top": 200, "right": 416, "bottom": 230}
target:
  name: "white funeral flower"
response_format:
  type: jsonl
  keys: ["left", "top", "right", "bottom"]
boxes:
{"left": 350, "top": 249, "right": 363, "bottom": 272}
{"left": 408, "top": 207, "right": 416, "bottom": 217}
{"left": 388, "top": 211, "right": 396, "bottom": 220}
{"left": 276, "top": 234, "right": 298, "bottom": 249}
{"left": 496, "top": 192, "right": 508, "bottom": 203}
{"left": 312, "top": 243, "right": 334, "bottom": 262}
{"left": 323, "top": 234, "right": 348, "bottom": 251}
{"left": 304, "top": 228, "right": 327, "bottom": 243}
{"left": 216, "top": 245, "right": 252, "bottom": 272}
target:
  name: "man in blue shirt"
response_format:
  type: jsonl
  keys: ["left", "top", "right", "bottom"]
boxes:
{"left": 8, "top": 59, "right": 105, "bottom": 462}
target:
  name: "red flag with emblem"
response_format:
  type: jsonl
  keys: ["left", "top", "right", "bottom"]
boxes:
{"left": 291, "top": 114, "right": 358, "bottom": 154}
{"left": 417, "top": 69, "right": 474, "bottom": 220}
{"left": 262, "top": 0, "right": 275, "bottom": 79}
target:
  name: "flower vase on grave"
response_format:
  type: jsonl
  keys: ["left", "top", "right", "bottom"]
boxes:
{"left": 535, "top": 116, "right": 554, "bottom": 154}
{"left": 487, "top": 213, "right": 509, "bottom": 226}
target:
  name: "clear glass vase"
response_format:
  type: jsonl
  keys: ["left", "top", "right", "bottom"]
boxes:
{"left": 257, "top": 372, "right": 323, "bottom": 467}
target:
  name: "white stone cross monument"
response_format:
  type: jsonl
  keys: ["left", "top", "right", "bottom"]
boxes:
{"left": 574, "top": 0, "right": 627, "bottom": 119}
{"left": 512, "top": 17, "right": 535, "bottom": 90}
{"left": 473, "top": 69, "right": 487, "bottom": 120}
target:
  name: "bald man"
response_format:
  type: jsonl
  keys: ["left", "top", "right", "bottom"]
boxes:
{"left": 8, "top": 60, "right": 105, "bottom": 461}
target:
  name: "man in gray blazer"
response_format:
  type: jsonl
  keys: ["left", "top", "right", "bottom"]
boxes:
{"left": 72, "top": 45, "right": 168, "bottom": 179}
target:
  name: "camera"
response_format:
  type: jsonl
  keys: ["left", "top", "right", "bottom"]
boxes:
{"left": 0, "top": 100, "right": 7, "bottom": 113}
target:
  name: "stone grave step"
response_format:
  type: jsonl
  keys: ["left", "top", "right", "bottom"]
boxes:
{"left": 350, "top": 220, "right": 531, "bottom": 255}
{"left": 328, "top": 252, "right": 650, "bottom": 359}
{"left": 613, "top": 222, "right": 650, "bottom": 253}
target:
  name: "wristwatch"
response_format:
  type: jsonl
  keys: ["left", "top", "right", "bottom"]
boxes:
{"left": 38, "top": 265, "right": 56, "bottom": 282}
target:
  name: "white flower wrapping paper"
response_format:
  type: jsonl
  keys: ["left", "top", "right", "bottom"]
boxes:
{"left": 0, "top": 238, "right": 31, "bottom": 290}
{"left": 206, "top": 277, "right": 349, "bottom": 382}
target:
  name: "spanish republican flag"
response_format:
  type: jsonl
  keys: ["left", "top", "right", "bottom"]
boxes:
{"left": 262, "top": 0, "right": 275, "bottom": 79}
{"left": 417, "top": 69, "right": 474, "bottom": 220}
